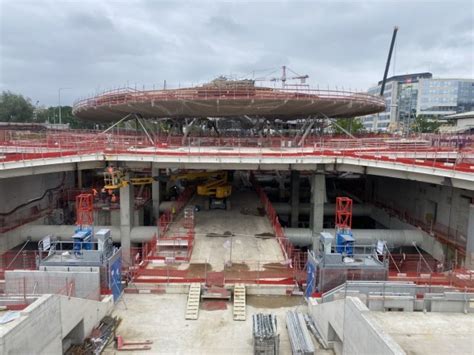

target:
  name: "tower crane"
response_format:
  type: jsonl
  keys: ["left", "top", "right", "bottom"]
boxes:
{"left": 254, "top": 66, "right": 309, "bottom": 89}
{"left": 270, "top": 65, "right": 309, "bottom": 88}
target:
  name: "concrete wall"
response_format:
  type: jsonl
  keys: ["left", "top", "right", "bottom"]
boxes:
{"left": 0, "top": 172, "right": 72, "bottom": 213}
{"left": 309, "top": 297, "right": 406, "bottom": 355}
{"left": 309, "top": 298, "right": 345, "bottom": 345}
{"left": 0, "top": 294, "right": 113, "bottom": 355}
{"left": 59, "top": 294, "right": 113, "bottom": 345}
{"left": 0, "top": 171, "right": 75, "bottom": 252}
{"left": 369, "top": 176, "right": 474, "bottom": 243}
{"left": 0, "top": 294, "right": 62, "bottom": 355}
{"left": 370, "top": 207, "right": 446, "bottom": 261}
{"left": 5, "top": 268, "right": 101, "bottom": 300}
{"left": 343, "top": 298, "right": 405, "bottom": 355}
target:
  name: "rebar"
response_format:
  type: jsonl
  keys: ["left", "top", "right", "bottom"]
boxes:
{"left": 252, "top": 313, "right": 279, "bottom": 355}
{"left": 286, "top": 311, "right": 314, "bottom": 355}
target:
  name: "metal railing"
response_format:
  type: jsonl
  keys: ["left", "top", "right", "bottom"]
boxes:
{"left": 72, "top": 85, "right": 385, "bottom": 112}
{"left": 1, "top": 132, "right": 473, "bottom": 175}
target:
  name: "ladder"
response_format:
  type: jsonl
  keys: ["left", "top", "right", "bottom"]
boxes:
{"left": 185, "top": 283, "right": 201, "bottom": 320}
{"left": 233, "top": 284, "right": 246, "bottom": 321}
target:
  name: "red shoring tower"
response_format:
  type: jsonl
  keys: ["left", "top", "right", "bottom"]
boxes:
{"left": 335, "top": 197, "right": 353, "bottom": 230}
{"left": 76, "top": 193, "right": 94, "bottom": 229}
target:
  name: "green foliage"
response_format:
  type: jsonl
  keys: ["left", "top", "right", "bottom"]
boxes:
{"left": 333, "top": 118, "right": 365, "bottom": 135}
{"left": 36, "top": 106, "right": 96, "bottom": 129}
{"left": 0, "top": 91, "right": 35, "bottom": 122}
{"left": 0, "top": 90, "right": 97, "bottom": 129}
{"left": 411, "top": 116, "right": 442, "bottom": 133}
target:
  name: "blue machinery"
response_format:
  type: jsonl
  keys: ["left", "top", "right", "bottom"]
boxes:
{"left": 72, "top": 227, "right": 93, "bottom": 255}
{"left": 335, "top": 228, "right": 355, "bottom": 256}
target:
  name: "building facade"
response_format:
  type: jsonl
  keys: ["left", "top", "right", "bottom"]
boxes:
{"left": 361, "top": 74, "right": 474, "bottom": 132}
{"left": 361, "top": 73, "right": 432, "bottom": 132}
{"left": 417, "top": 78, "right": 474, "bottom": 118}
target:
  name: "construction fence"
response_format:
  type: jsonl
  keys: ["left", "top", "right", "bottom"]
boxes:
{"left": 131, "top": 259, "right": 302, "bottom": 287}
{"left": 252, "top": 173, "right": 307, "bottom": 274}
{"left": 2, "top": 131, "right": 474, "bottom": 174}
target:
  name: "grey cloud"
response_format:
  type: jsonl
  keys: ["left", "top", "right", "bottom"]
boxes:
{"left": 0, "top": 0, "right": 472, "bottom": 106}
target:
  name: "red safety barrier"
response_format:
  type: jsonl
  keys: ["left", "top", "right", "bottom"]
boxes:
{"left": 1, "top": 131, "right": 474, "bottom": 175}
{"left": 251, "top": 173, "right": 306, "bottom": 272}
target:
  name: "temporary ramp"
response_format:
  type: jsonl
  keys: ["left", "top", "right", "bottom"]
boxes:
{"left": 233, "top": 284, "right": 246, "bottom": 321}
{"left": 185, "top": 283, "right": 201, "bottom": 320}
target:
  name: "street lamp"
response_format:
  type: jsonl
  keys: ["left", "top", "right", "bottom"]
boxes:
{"left": 58, "top": 87, "right": 71, "bottom": 124}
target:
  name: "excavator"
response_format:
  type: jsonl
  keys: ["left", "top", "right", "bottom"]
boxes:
{"left": 103, "top": 168, "right": 232, "bottom": 210}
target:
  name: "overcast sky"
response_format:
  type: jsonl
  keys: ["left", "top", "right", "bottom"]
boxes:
{"left": 1, "top": 0, "right": 473, "bottom": 106}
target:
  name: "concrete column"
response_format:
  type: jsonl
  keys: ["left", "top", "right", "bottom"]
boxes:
{"left": 290, "top": 171, "right": 300, "bottom": 228}
{"left": 278, "top": 179, "right": 286, "bottom": 200}
{"left": 152, "top": 165, "right": 160, "bottom": 238}
{"left": 76, "top": 168, "right": 83, "bottom": 189}
{"left": 312, "top": 173, "right": 326, "bottom": 237}
{"left": 120, "top": 178, "right": 134, "bottom": 264}
{"left": 466, "top": 204, "right": 474, "bottom": 267}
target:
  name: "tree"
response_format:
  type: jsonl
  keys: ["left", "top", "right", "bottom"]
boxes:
{"left": 411, "top": 116, "right": 442, "bottom": 133}
{"left": 0, "top": 91, "right": 35, "bottom": 122}
{"left": 333, "top": 118, "right": 365, "bottom": 135}
{"left": 36, "top": 105, "right": 98, "bottom": 129}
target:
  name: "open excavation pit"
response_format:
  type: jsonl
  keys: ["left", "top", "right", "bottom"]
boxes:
{"left": 139, "top": 189, "right": 289, "bottom": 284}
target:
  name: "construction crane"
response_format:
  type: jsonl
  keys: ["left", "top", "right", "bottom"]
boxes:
{"left": 255, "top": 66, "right": 309, "bottom": 89}
{"left": 270, "top": 65, "right": 309, "bottom": 88}
{"left": 380, "top": 26, "right": 399, "bottom": 96}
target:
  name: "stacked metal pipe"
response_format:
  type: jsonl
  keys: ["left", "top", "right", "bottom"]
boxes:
{"left": 286, "top": 311, "right": 315, "bottom": 355}
{"left": 252, "top": 313, "right": 280, "bottom": 355}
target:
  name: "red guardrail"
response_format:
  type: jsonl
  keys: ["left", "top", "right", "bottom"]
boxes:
{"left": 2, "top": 132, "right": 473, "bottom": 175}
{"left": 72, "top": 86, "right": 386, "bottom": 112}
{"left": 251, "top": 173, "right": 308, "bottom": 272}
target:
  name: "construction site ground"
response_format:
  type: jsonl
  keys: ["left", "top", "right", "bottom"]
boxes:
{"left": 107, "top": 293, "right": 333, "bottom": 354}
{"left": 191, "top": 189, "right": 284, "bottom": 269}
{"left": 145, "top": 188, "right": 287, "bottom": 281}
{"left": 370, "top": 311, "right": 474, "bottom": 355}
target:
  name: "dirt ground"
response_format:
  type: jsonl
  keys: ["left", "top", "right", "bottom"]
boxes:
{"left": 106, "top": 293, "right": 333, "bottom": 355}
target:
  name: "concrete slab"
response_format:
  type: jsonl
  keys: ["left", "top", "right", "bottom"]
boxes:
{"left": 370, "top": 312, "right": 474, "bottom": 355}
{"left": 192, "top": 190, "right": 284, "bottom": 270}
{"left": 168, "top": 189, "right": 285, "bottom": 272}
{"left": 108, "top": 293, "right": 333, "bottom": 355}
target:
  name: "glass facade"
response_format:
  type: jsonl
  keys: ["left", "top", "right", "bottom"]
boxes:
{"left": 398, "top": 83, "right": 418, "bottom": 130}
{"left": 361, "top": 74, "right": 474, "bottom": 132}
{"left": 417, "top": 79, "right": 474, "bottom": 117}
{"left": 362, "top": 81, "right": 398, "bottom": 132}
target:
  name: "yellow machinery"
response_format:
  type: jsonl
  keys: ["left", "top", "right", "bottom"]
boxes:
{"left": 104, "top": 168, "right": 232, "bottom": 210}
{"left": 103, "top": 169, "right": 155, "bottom": 190}
{"left": 196, "top": 171, "right": 232, "bottom": 210}
{"left": 171, "top": 170, "right": 232, "bottom": 210}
